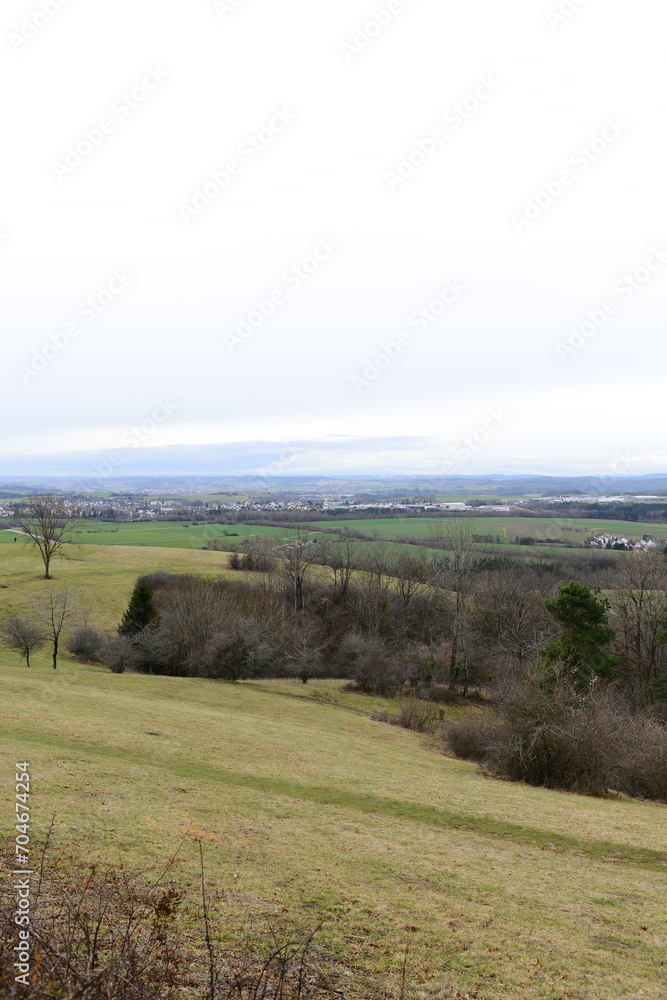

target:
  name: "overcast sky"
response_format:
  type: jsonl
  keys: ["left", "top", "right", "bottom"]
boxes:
{"left": 1, "top": 0, "right": 665, "bottom": 478}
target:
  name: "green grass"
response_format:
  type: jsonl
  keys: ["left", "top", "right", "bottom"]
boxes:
{"left": 324, "top": 516, "right": 667, "bottom": 544}
{"left": 0, "top": 521, "right": 315, "bottom": 551}
{"left": 1, "top": 660, "right": 666, "bottom": 998}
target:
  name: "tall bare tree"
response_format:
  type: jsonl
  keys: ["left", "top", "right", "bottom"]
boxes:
{"left": 470, "top": 568, "right": 554, "bottom": 668}
{"left": 12, "top": 496, "right": 76, "bottom": 579}
{"left": 363, "top": 540, "right": 393, "bottom": 596}
{"left": 284, "top": 615, "right": 327, "bottom": 683}
{"left": 318, "top": 535, "right": 359, "bottom": 601}
{"left": 428, "top": 518, "right": 487, "bottom": 695}
{"left": 610, "top": 551, "right": 667, "bottom": 704}
{"left": 393, "top": 550, "right": 426, "bottom": 608}
{"left": 38, "top": 585, "right": 80, "bottom": 669}
{"left": 281, "top": 530, "right": 319, "bottom": 610}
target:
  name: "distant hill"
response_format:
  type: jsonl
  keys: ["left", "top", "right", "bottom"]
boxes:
{"left": 1, "top": 471, "right": 667, "bottom": 497}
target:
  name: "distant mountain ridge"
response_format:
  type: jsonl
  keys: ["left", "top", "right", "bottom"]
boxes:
{"left": 2, "top": 472, "right": 667, "bottom": 497}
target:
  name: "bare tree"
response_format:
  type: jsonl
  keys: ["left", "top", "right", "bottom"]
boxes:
{"left": 609, "top": 551, "right": 667, "bottom": 704}
{"left": 284, "top": 615, "right": 327, "bottom": 683}
{"left": 37, "top": 585, "right": 80, "bottom": 669}
{"left": 155, "top": 578, "right": 227, "bottom": 670}
{"left": 392, "top": 550, "right": 426, "bottom": 608}
{"left": 428, "top": 519, "right": 487, "bottom": 695}
{"left": 12, "top": 497, "right": 76, "bottom": 579}
{"left": 362, "top": 541, "right": 393, "bottom": 596}
{"left": 0, "top": 616, "right": 48, "bottom": 667}
{"left": 281, "top": 530, "right": 320, "bottom": 610}
{"left": 318, "top": 534, "right": 359, "bottom": 601}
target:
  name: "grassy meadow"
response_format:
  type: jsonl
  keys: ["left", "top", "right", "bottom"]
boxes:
{"left": 0, "top": 521, "right": 302, "bottom": 550}
{"left": 1, "top": 542, "right": 667, "bottom": 997}
{"left": 0, "top": 541, "right": 235, "bottom": 629}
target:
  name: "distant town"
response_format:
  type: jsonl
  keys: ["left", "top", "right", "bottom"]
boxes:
{"left": 1, "top": 491, "right": 667, "bottom": 522}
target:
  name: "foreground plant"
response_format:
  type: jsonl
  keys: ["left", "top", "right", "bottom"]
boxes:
{"left": 0, "top": 840, "right": 355, "bottom": 1000}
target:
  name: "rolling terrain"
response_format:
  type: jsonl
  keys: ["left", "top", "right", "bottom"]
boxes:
{"left": 1, "top": 541, "right": 666, "bottom": 997}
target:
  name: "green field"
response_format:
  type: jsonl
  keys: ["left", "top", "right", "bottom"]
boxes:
{"left": 324, "top": 516, "right": 667, "bottom": 545}
{"left": 4, "top": 515, "right": 664, "bottom": 560}
{"left": 0, "top": 521, "right": 307, "bottom": 550}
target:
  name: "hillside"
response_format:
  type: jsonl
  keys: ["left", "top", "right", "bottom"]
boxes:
{"left": 1, "top": 653, "right": 666, "bottom": 997}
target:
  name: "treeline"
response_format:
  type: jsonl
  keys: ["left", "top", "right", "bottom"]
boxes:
{"left": 187, "top": 507, "right": 549, "bottom": 527}
{"left": 530, "top": 501, "right": 667, "bottom": 522}
{"left": 72, "top": 528, "right": 667, "bottom": 706}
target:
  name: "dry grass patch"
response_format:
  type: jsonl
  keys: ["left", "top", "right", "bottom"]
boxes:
{"left": 0, "top": 544, "right": 235, "bottom": 630}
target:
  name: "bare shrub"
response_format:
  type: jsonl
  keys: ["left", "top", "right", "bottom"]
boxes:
{"left": 200, "top": 616, "right": 273, "bottom": 681}
{"left": 373, "top": 698, "right": 441, "bottom": 733}
{"left": 67, "top": 624, "right": 107, "bottom": 661}
{"left": 620, "top": 712, "right": 667, "bottom": 800}
{"left": 395, "top": 698, "right": 440, "bottom": 732}
{"left": 446, "top": 719, "right": 506, "bottom": 762}
{"left": 0, "top": 846, "right": 342, "bottom": 1000}
{"left": 100, "top": 633, "right": 136, "bottom": 673}
{"left": 445, "top": 675, "right": 667, "bottom": 800}
{"left": 0, "top": 864, "right": 184, "bottom": 998}
{"left": 338, "top": 633, "right": 403, "bottom": 696}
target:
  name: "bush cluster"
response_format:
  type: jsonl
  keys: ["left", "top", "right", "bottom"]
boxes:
{"left": 445, "top": 674, "right": 667, "bottom": 800}
{"left": 100, "top": 573, "right": 457, "bottom": 692}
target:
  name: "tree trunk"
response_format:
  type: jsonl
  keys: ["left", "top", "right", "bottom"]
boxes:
{"left": 52, "top": 637, "right": 58, "bottom": 669}
{"left": 448, "top": 632, "right": 458, "bottom": 692}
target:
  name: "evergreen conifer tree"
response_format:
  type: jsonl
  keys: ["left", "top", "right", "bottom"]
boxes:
{"left": 119, "top": 578, "right": 157, "bottom": 635}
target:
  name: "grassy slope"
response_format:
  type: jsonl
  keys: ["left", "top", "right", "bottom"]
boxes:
{"left": 1, "top": 545, "right": 667, "bottom": 997}
{"left": 0, "top": 543, "right": 235, "bottom": 629}
{"left": 1, "top": 667, "right": 666, "bottom": 997}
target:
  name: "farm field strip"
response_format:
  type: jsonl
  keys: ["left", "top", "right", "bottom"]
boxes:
{"left": 4, "top": 515, "right": 664, "bottom": 554}
{"left": 323, "top": 516, "right": 667, "bottom": 543}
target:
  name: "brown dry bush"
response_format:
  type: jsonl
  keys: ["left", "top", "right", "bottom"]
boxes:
{"left": 66, "top": 625, "right": 107, "bottom": 662}
{"left": 395, "top": 698, "right": 441, "bottom": 733}
{"left": 446, "top": 718, "right": 509, "bottom": 762}
{"left": 445, "top": 677, "right": 667, "bottom": 800}
{"left": 0, "top": 849, "right": 345, "bottom": 1000}
{"left": 619, "top": 712, "right": 667, "bottom": 800}
{"left": 0, "top": 864, "right": 184, "bottom": 999}
{"left": 372, "top": 698, "right": 441, "bottom": 734}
